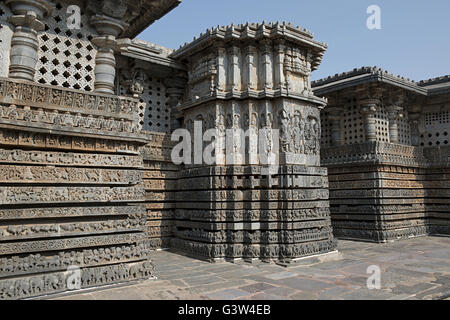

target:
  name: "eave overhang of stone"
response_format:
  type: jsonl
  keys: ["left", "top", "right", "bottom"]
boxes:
{"left": 170, "top": 22, "right": 327, "bottom": 70}
{"left": 116, "top": 39, "right": 186, "bottom": 71}
{"left": 123, "top": 0, "right": 182, "bottom": 38}
{"left": 312, "top": 68, "right": 428, "bottom": 97}
{"left": 418, "top": 76, "right": 450, "bottom": 96}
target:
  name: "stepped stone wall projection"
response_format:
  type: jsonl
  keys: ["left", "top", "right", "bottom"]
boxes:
{"left": 313, "top": 68, "right": 450, "bottom": 242}
{"left": 170, "top": 23, "right": 337, "bottom": 261}
{"left": 0, "top": 0, "right": 448, "bottom": 300}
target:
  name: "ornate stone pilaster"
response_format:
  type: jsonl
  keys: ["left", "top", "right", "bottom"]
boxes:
{"left": 260, "top": 39, "right": 273, "bottom": 90}
{"left": 5, "top": 0, "right": 55, "bottom": 81}
{"left": 244, "top": 45, "right": 257, "bottom": 91}
{"left": 274, "top": 40, "right": 286, "bottom": 90}
{"left": 227, "top": 45, "right": 241, "bottom": 92}
{"left": 329, "top": 107, "right": 343, "bottom": 146}
{"left": 215, "top": 45, "right": 226, "bottom": 92}
{"left": 90, "top": 13, "right": 129, "bottom": 94}
{"left": 360, "top": 99, "right": 379, "bottom": 142}
{"left": 386, "top": 105, "right": 403, "bottom": 144}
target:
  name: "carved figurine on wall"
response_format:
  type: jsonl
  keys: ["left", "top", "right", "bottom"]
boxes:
{"left": 260, "top": 112, "right": 274, "bottom": 154}
{"left": 130, "top": 69, "right": 146, "bottom": 98}
{"left": 279, "top": 109, "right": 292, "bottom": 153}
{"left": 305, "top": 115, "right": 320, "bottom": 155}
{"left": 292, "top": 111, "right": 305, "bottom": 154}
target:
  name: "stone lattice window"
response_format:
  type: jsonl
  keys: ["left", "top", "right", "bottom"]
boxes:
{"left": 35, "top": 2, "right": 97, "bottom": 91}
{"left": 320, "top": 111, "right": 332, "bottom": 147}
{"left": 342, "top": 100, "right": 365, "bottom": 145}
{"left": 118, "top": 75, "right": 170, "bottom": 133}
{"left": 141, "top": 77, "right": 170, "bottom": 132}
{"left": 421, "top": 111, "right": 450, "bottom": 147}
{"left": 398, "top": 113, "right": 411, "bottom": 145}
{"left": 375, "top": 106, "right": 389, "bottom": 143}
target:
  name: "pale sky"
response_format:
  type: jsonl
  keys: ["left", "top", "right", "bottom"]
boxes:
{"left": 138, "top": 0, "right": 450, "bottom": 81}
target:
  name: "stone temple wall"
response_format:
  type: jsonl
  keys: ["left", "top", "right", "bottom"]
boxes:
{"left": 314, "top": 68, "right": 450, "bottom": 243}
{"left": 0, "top": 0, "right": 160, "bottom": 299}
{"left": 319, "top": 87, "right": 450, "bottom": 242}
{"left": 141, "top": 133, "right": 177, "bottom": 250}
{"left": 170, "top": 23, "right": 337, "bottom": 261}
{"left": 0, "top": 78, "right": 153, "bottom": 299}
{"left": 322, "top": 144, "right": 450, "bottom": 242}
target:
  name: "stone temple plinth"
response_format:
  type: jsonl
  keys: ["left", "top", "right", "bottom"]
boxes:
{"left": 170, "top": 22, "right": 337, "bottom": 262}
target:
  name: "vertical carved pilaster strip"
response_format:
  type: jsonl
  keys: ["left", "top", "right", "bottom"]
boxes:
{"left": 274, "top": 41, "right": 285, "bottom": 91}
{"left": 228, "top": 45, "right": 240, "bottom": 92}
{"left": 245, "top": 45, "right": 257, "bottom": 91}
{"left": 260, "top": 40, "right": 273, "bottom": 90}
{"left": 215, "top": 46, "right": 226, "bottom": 93}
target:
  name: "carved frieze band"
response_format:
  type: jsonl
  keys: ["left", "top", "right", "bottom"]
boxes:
{"left": 0, "top": 243, "right": 150, "bottom": 279}
{"left": 0, "top": 186, "right": 146, "bottom": 205}
{"left": 0, "top": 149, "right": 142, "bottom": 167}
{"left": 0, "top": 129, "right": 141, "bottom": 153}
{"left": 0, "top": 78, "right": 141, "bottom": 124}
{"left": 0, "top": 205, "right": 145, "bottom": 220}
{"left": 0, "top": 165, "right": 142, "bottom": 185}
{"left": 0, "top": 261, "right": 154, "bottom": 300}
{"left": 0, "top": 233, "right": 147, "bottom": 255}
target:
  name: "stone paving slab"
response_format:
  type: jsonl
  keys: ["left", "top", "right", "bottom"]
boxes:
{"left": 52, "top": 237, "right": 450, "bottom": 300}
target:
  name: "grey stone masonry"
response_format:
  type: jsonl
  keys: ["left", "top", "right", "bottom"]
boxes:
{"left": 314, "top": 69, "right": 450, "bottom": 242}
{"left": 170, "top": 22, "right": 337, "bottom": 261}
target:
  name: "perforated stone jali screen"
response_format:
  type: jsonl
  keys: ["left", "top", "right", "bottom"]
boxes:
{"left": 35, "top": 2, "right": 97, "bottom": 91}
{"left": 421, "top": 111, "right": 450, "bottom": 147}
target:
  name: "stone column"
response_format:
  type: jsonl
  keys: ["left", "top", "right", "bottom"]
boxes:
{"left": 387, "top": 105, "right": 403, "bottom": 144}
{"left": 91, "top": 15, "right": 128, "bottom": 94}
{"left": 329, "top": 108, "right": 343, "bottom": 146}
{"left": 360, "top": 99, "right": 379, "bottom": 142}
{"left": 5, "top": 0, "right": 54, "bottom": 81}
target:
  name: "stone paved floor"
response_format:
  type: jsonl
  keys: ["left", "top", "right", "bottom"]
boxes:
{"left": 53, "top": 236, "right": 450, "bottom": 300}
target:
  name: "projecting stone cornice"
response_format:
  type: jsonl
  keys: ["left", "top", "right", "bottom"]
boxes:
{"left": 171, "top": 21, "right": 327, "bottom": 71}
{"left": 312, "top": 66, "right": 428, "bottom": 97}
{"left": 116, "top": 39, "right": 186, "bottom": 71}
{"left": 418, "top": 75, "right": 450, "bottom": 96}
{"left": 123, "top": 0, "right": 182, "bottom": 38}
